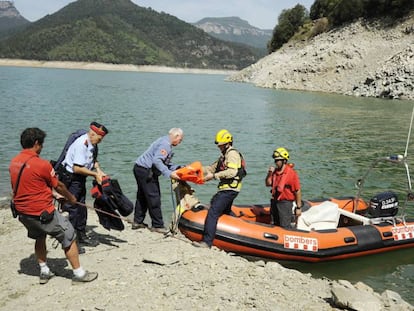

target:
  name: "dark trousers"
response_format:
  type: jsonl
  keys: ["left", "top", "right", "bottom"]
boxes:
{"left": 62, "top": 176, "right": 87, "bottom": 232}
{"left": 271, "top": 199, "right": 294, "bottom": 228}
{"left": 133, "top": 164, "right": 163, "bottom": 228}
{"left": 203, "top": 190, "right": 238, "bottom": 246}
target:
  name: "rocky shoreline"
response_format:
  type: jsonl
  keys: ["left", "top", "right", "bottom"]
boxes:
{"left": 0, "top": 58, "right": 236, "bottom": 76}
{"left": 228, "top": 15, "right": 414, "bottom": 100}
{"left": 0, "top": 202, "right": 412, "bottom": 311}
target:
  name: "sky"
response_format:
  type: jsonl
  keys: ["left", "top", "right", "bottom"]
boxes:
{"left": 12, "top": 0, "right": 315, "bottom": 30}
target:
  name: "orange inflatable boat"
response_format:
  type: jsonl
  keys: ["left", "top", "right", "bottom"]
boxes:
{"left": 178, "top": 196, "right": 414, "bottom": 262}
{"left": 176, "top": 155, "right": 414, "bottom": 262}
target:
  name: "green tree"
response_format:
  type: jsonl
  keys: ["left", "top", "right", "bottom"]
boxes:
{"left": 268, "top": 4, "right": 309, "bottom": 53}
{"left": 331, "top": 0, "right": 364, "bottom": 25}
{"left": 310, "top": 0, "right": 342, "bottom": 20}
{"left": 362, "top": 0, "right": 414, "bottom": 18}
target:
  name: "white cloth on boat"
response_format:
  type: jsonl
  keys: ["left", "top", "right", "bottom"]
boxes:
{"left": 296, "top": 201, "right": 340, "bottom": 231}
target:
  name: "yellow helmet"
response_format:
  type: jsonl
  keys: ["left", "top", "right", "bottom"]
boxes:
{"left": 273, "top": 147, "right": 289, "bottom": 161}
{"left": 215, "top": 129, "right": 233, "bottom": 145}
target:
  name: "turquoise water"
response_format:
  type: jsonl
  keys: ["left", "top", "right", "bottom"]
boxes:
{"left": 1, "top": 66, "right": 413, "bottom": 303}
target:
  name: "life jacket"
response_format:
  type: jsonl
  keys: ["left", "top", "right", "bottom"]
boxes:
{"left": 90, "top": 176, "right": 133, "bottom": 231}
{"left": 175, "top": 161, "right": 205, "bottom": 184}
{"left": 216, "top": 148, "right": 246, "bottom": 190}
{"left": 271, "top": 163, "right": 297, "bottom": 200}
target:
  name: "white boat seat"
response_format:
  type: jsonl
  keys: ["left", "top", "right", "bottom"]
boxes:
{"left": 296, "top": 201, "right": 340, "bottom": 231}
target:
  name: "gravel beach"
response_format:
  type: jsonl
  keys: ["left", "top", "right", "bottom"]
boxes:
{"left": 0, "top": 203, "right": 412, "bottom": 311}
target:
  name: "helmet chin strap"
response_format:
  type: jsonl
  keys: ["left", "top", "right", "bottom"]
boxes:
{"left": 220, "top": 143, "right": 231, "bottom": 154}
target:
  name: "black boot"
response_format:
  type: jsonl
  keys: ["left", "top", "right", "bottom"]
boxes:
{"left": 77, "top": 230, "right": 98, "bottom": 247}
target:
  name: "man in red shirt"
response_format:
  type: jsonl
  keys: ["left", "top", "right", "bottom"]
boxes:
{"left": 265, "top": 147, "right": 302, "bottom": 228}
{"left": 9, "top": 128, "right": 98, "bottom": 284}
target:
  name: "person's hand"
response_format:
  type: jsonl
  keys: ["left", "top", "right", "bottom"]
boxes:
{"left": 59, "top": 193, "right": 77, "bottom": 206}
{"left": 170, "top": 171, "right": 180, "bottom": 180}
{"left": 53, "top": 189, "right": 64, "bottom": 200}
{"left": 53, "top": 189, "right": 74, "bottom": 205}
{"left": 96, "top": 167, "right": 106, "bottom": 176}
{"left": 268, "top": 166, "right": 275, "bottom": 174}
{"left": 204, "top": 172, "right": 214, "bottom": 182}
{"left": 95, "top": 171, "right": 106, "bottom": 185}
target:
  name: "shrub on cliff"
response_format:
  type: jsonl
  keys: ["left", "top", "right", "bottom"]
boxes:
{"left": 310, "top": 0, "right": 414, "bottom": 26}
{"left": 268, "top": 4, "right": 309, "bottom": 53}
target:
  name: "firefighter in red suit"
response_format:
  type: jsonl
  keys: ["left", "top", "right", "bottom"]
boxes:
{"left": 265, "top": 147, "right": 302, "bottom": 228}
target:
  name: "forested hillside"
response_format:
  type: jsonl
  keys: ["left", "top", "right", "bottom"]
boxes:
{"left": 0, "top": 0, "right": 259, "bottom": 69}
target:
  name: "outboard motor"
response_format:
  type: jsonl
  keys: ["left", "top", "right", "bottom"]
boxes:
{"left": 369, "top": 191, "right": 399, "bottom": 217}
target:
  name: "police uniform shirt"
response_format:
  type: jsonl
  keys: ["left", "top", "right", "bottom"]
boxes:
{"left": 63, "top": 133, "right": 95, "bottom": 173}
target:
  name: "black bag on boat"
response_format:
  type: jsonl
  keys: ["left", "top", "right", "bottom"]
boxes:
{"left": 369, "top": 191, "right": 398, "bottom": 217}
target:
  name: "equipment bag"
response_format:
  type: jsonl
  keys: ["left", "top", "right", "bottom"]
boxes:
{"left": 90, "top": 176, "right": 133, "bottom": 230}
{"left": 101, "top": 177, "right": 133, "bottom": 217}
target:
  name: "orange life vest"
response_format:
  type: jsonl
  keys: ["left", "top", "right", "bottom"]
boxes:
{"left": 175, "top": 161, "right": 205, "bottom": 184}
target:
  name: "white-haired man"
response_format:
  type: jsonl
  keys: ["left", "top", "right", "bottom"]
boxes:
{"left": 132, "top": 128, "right": 183, "bottom": 233}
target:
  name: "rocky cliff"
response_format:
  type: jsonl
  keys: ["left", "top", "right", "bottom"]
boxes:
{"left": 0, "top": 1, "right": 20, "bottom": 17}
{"left": 228, "top": 15, "right": 414, "bottom": 100}
{"left": 194, "top": 17, "right": 271, "bottom": 50}
{"left": 0, "top": 1, "right": 29, "bottom": 36}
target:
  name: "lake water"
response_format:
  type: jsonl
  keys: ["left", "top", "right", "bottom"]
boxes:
{"left": 1, "top": 66, "right": 413, "bottom": 304}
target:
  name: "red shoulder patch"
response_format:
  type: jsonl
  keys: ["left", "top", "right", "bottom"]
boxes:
{"left": 160, "top": 149, "right": 167, "bottom": 156}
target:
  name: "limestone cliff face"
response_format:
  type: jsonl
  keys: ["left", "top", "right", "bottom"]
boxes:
{"left": 194, "top": 17, "right": 272, "bottom": 50}
{"left": 228, "top": 16, "right": 414, "bottom": 100}
{"left": 0, "top": 1, "right": 23, "bottom": 18}
{"left": 0, "top": 1, "right": 29, "bottom": 35}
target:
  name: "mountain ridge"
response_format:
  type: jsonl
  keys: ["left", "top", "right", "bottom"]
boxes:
{"left": 0, "top": 0, "right": 259, "bottom": 70}
{"left": 0, "top": 1, "right": 29, "bottom": 37}
{"left": 193, "top": 16, "right": 272, "bottom": 51}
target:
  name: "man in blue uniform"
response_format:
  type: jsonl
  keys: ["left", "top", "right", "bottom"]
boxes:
{"left": 61, "top": 121, "right": 108, "bottom": 247}
{"left": 132, "top": 128, "right": 183, "bottom": 233}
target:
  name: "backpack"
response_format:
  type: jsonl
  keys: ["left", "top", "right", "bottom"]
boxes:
{"left": 216, "top": 148, "right": 247, "bottom": 184}
{"left": 52, "top": 129, "right": 88, "bottom": 171}
{"left": 230, "top": 149, "right": 247, "bottom": 179}
{"left": 239, "top": 151, "right": 247, "bottom": 179}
